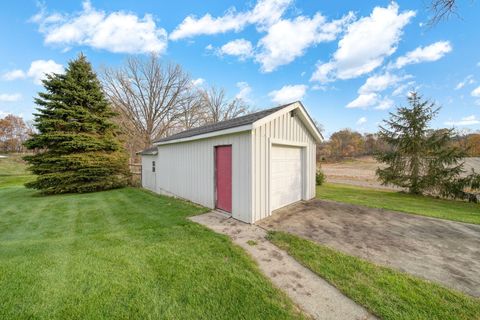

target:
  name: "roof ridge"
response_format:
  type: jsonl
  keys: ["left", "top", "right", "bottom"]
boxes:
{"left": 152, "top": 102, "right": 295, "bottom": 144}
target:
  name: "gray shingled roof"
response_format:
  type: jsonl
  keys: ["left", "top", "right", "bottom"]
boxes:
{"left": 137, "top": 146, "right": 158, "bottom": 155}
{"left": 153, "top": 102, "right": 294, "bottom": 143}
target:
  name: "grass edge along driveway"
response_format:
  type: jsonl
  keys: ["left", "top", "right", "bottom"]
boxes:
{"left": 0, "top": 186, "right": 305, "bottom": 320}
{"left": 317, "top": 183, "right": 480, "bottom": 225}
{"left": 268, "top": 231, "right": 480, "bottom": 320}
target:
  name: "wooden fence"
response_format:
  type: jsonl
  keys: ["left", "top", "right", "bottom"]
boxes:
{"left": 129, "top": 163, "right": 142, "bottom": 186}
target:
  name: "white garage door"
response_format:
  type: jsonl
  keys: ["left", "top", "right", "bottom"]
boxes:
{"left": 270, "top": 145, "right": 303, "bottom": 211}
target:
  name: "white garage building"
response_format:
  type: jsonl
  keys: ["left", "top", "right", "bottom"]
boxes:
{"left": 140, "top": 101, "right": 322, "bottom": 223}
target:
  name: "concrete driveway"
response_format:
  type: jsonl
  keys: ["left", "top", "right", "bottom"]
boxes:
{"left": 258, "top": 199, "right": 480, "bottom": 297}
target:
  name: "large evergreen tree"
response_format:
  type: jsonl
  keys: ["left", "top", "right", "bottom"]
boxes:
{"left": 376, "top": 91, "right": 479, "bottom": 201}
{"left": 24, "top": 54, "right": 130, "bottom": 194}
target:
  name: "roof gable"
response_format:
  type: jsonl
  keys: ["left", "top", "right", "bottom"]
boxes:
{"left": 252, "top": 101, "right": 323, "bottom": 142}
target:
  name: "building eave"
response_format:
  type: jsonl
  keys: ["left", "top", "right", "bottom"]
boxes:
{"left": 153, "top": 124, "right": 253, "bottom": 146}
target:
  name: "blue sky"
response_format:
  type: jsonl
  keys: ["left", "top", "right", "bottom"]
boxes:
{"left": 1, "top": 0, "right": 479, "bottom": 137}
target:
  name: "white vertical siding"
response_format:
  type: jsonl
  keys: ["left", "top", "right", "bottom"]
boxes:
{"left": 251, "top": 110, "right": 317, "bottom": 222}
{"left": 141, "top": 104, "right": 318, "bottom": 224}
{"left": 154, "top": 132, "right": 252, "bottom": 223}
{"left": 141, "top": 155, "right": 157, "bottom": 192}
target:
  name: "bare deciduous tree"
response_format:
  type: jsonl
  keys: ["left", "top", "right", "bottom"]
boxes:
{"left": 199, "top": 86, "right": 248, "bottom": 123}
{"left": 102, "top": 55, "right": 191, "bottom": 149}
{"left": 102, "top": 56, "right": 252, "bottom": 161}
{"left": 170, "top": 90, "right": 206, "bottom": 134}
{"left": 112, "top": 109, "right": 145, "bottom": 161}
{"left": 428, "top": 0, "right": 459, "bottom": 25}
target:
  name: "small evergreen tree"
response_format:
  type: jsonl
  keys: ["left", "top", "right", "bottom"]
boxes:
{"left": 24, "top": 54, "right": 130, "bottom": 194}
{"left": 376, "top": 91, "right": 479, "bottom": 201}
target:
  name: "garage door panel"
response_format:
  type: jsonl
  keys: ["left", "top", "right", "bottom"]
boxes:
{"left": 271, "top": 145, "right": 302, "bottom": 211}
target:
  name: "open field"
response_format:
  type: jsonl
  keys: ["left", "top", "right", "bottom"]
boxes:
{"left": 0, "top": 178, "right": 303, "bottom": 318}
{"left": 268, "top": 231, "right": 480, "bottom": 320}
{"left": 321, "top": 156, "right": 480, "bottom": 190}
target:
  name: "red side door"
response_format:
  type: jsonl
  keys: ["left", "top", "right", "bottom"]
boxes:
{"left": 215, "top": 145, "right": 232, "bottom": 213}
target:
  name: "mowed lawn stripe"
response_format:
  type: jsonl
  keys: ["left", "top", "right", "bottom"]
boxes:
{"left": 268, "top": 231, "right": 480, "bottom": 320}
{"left": 0, "top": 186, "right": 305, "bottom": 320}
{"left": 317, "top": 183, "right": 480, "bottom": 225}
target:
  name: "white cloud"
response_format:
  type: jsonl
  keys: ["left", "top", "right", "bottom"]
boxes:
{"left": 374, "top": 97, "right": 394, "bottom": 110}
{"left": 311, "top": 84, "right": 327, "bottom": 91}
{"left": 356, "top": 116, "right": 367, "bottom": 125}
{"left": 170, "top": 0, "right": 292, "bottom": 40}
{"left": 311, "top": 3, "right": 415, "bottom": 82}
{"left": 348, "top": 72, "right": 405, "bottom": 110}
{"left": 311, "top": 61, "right": 335, "bottom": 83}
{"left": 392, "top": 41, "right": 452, "bottom": 69}
{"left": 406, "top": 90, "right": 417, "bottom": 98}
{"left": 248, "top": 0, "right": 292, "bottom": 28}
{"left": 392, "top": 84, "right": 407, "bottom": 96}
{"left": 171, "top": 12, "right": 247, "bottom": 40}
{"left": 392, "top": 81, "right": 415, "bottom": 96}
{"left": 346, "top": 93, "right": 378, "bottom": 109}
{"left": 235, "top": 81, "right": 252, "bottom": 101}
{"left": 2, "top": 60, "right": 63, "bottom": 85}
{"left": 2, "top": 69, "right": 26, "bottom": 81}
{"left": 455, "top": 75, "right": 475, "bottom": 90}
{"left": 268, "top": 84, "right": 307, "bottom": 104}
{"left": 171, "top": 0, "right": 354, "bottom": 72}
{"left": 359, "top": 72, "right": 410, "bottom": 94}
{"left": 27, "top": 60, "right": 64, "bottom": 85}
{"left": 0, "top": 93, "right": 22, "bottom": 102}
{"left": 32, "top": 1, "right": 167, "bottom": 54}
{"left": 445, "top": 115, "right": 480, "bottom": 126}
{"left": 171, "top": 0, "right": 353, "bottom": 72}
{"left": 256, "top": 12, "right": 354, "bottom": 72}
{"left": 471, "top": 86, "right": 480, "bottom": 97}
{"left": 219, "top": 39, "right": 253, "bottom": 60}
{"left": 191, "top": 78, "right": 205, "bottom": 86}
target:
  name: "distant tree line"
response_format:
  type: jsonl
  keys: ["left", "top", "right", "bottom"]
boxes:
{"left": 452, "top": 133, "right": 480, "bottom": 157}
{"left": 317, "top": 130, "right": 387, "bottom": 161}
{"left": 318, "top": 129, "right": 480, "bottom": 161}
{"left": 0, "top": 115, "right": 32, "bottom": 153}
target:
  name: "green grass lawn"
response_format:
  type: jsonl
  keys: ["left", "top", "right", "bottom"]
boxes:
{"left": 268, "top": 231, "right": 480, "bottom": 320}
{"left": 0, "top": 184, "right": 304, "bottom": 320}
{"left": 317, "top": 183, "right": 480, "bottom": 225}
{"left": 0, "top": 154, "right": 34, "bottom": 187}
{"left": 0, "top": 153, "right": 29, "bottom": 175}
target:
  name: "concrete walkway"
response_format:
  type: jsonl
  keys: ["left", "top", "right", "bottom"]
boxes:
{"left": 190, "top": 211, "right": 376, "bottom": 320}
